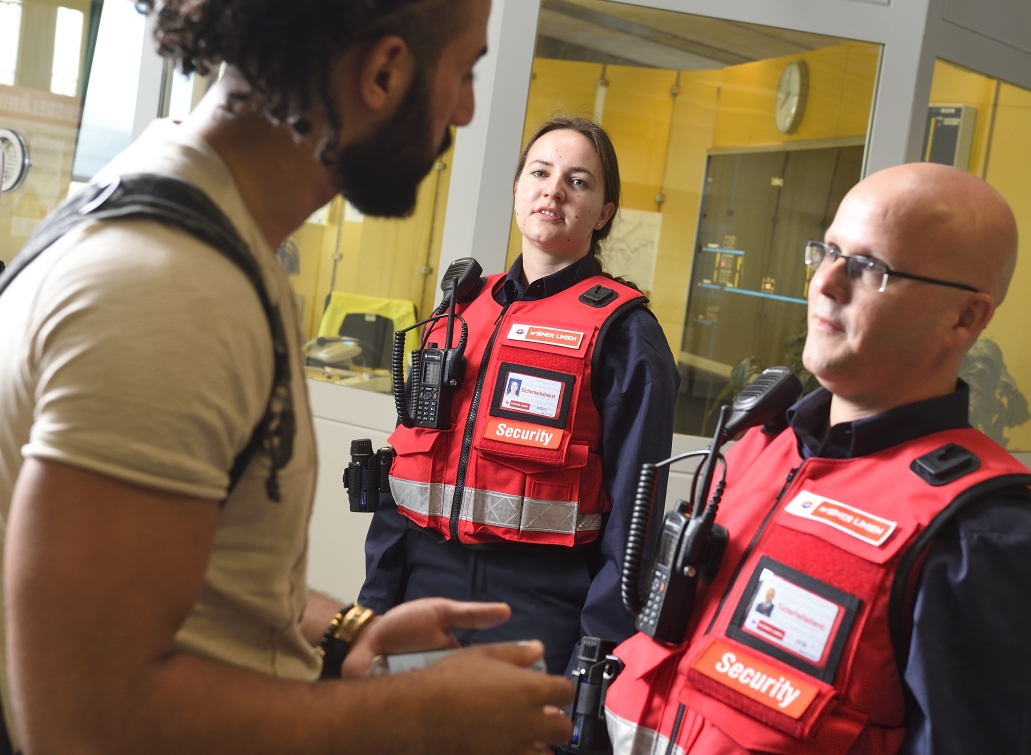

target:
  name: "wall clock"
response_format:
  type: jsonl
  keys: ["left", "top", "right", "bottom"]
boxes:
{"left": 0, "top": 128, "right": 30, "bottom": 193}
{"left": 775, "top": 61, "right": 809, "bottom": 134}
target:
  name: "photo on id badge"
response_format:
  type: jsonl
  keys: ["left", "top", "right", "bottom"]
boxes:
{"left": 727, "top": 556, "right": 860, "bottom": 683}
{"left": 489, "top": 363, "right": 575, "bottom": 429}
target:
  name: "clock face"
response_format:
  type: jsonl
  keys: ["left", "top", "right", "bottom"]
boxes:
{"left": 0, "top": 128, "right": 30, "bottom": 193}
{"left": 775, "top": 61, "right": 809, "bottom": 134}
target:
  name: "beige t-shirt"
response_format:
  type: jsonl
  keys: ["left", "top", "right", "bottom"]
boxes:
{"left": 0, "top": 120, "right": 320, "bottom": 745}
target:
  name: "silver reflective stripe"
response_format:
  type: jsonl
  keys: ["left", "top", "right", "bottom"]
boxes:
{"left": 577, "top": 513, "right": 603, "bottom": 532}
{"left": 389, "top": 478, "right": 453, "bottom": 518}
{"left": 462, "top": 487, "right": 523, "bottom": 528}
{"left": 462, "top": 487, "right": 580, "bottom": 534}
{"left": 390, "top": 477, "right": 601, "bottom": 537}
{"left": 521, "top": 496, "right": 577, "bottom": 533}
{"left": 605, "top": 706, "right": 683, "bottom": 755}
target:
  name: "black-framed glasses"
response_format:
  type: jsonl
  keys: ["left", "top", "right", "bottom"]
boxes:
{"left": 804, "top": 240, "right": 979, "bottom": 294}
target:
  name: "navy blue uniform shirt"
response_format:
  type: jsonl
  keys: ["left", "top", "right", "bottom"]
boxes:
{"left": 359, "top": 253, "right": 680, "bottom": 673}
{"left": 787, "top": 384, "right": 1031, "bottom": 754}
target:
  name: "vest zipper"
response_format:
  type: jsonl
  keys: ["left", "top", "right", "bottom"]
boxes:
{"left": 664, "top": 703, "right": 686, "bottom": 755}
{"left": 704, "top": 464, "right": 802, "bottom": 634}
{"left": 449, "top": 300, "right": 512, "bottom": 540}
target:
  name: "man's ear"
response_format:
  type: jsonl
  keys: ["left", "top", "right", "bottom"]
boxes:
{"left": 357, "top": 34, "right": 416, "bottom": 114}
{"left": 948, "top": 293, "right": 996, "bottom": 348}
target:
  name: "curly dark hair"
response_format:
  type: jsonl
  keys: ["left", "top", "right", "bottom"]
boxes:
{"left": 136, "top": 0, "right": 472, "bottom": 159}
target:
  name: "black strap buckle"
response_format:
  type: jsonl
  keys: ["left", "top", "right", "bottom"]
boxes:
{"left": 579, "top": 284, "right": 617, "bottom": 308}
{"left": 910, "top": 443, "right": 981, "bottom": 486}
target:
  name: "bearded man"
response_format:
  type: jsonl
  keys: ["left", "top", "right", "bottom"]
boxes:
{"left": 0, "top": 2, "right": 573, "bottom": 753}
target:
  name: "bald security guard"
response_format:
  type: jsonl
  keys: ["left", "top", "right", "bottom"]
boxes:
{"left": 604, "top": 163, "right": 1031, "bottom": 755}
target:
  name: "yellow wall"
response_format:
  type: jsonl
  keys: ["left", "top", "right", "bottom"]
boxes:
{"left": 287, "top": 201, "right": 338, "bottom": 337}
{"left": 649, "top": 71, "right": 721, "bottom": 357}
{"left": 712, "top": 42, "right": 878, "bottom": 148}
{"left": 929, "top": 60, "right": 1031, "bottom": 450}
{"left": 523, "top": 59, "right": 600, "bottom": 136}
{"left": 984, "top": 82, "right": 1031, "bottom": 450}
{"left": 602, "top": 65, "right": 678, "bottom": 212}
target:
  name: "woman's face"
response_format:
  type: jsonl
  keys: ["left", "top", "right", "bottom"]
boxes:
{"left": 513, "top": 129, "right": 615, "bottom": 264}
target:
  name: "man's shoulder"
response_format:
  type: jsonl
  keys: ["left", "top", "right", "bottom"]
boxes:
{"left": 35, "top": 215, "right": 266, "bottom": 321}
{"left": 1, "top": 213, "right": 278, "bottom": 503}
{"left": 2, "top": 213, "right": 275, "bottom": 409}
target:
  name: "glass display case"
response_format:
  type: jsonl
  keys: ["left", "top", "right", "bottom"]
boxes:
{"left": 679, "top": 144, "right": 862, "bottom": 433}
{"left": 514, "top": 0, "right": 881, "bottom": 435}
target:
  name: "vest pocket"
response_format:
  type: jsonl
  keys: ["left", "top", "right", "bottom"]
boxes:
{"left": 387, "top": 426, "right": 453, "bottom": 528}
{"left": 680, "top": 636, "right": 866, "bottom": 753}
{"left": 464, "top": 443, "right": 592, "bottom": 544}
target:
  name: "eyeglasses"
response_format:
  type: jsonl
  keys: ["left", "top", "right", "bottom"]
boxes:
{"left": 804, "top": 240, "right": 979, "bottom": 294}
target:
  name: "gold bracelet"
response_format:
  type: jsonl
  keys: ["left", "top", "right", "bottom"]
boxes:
{"left": 334, "top": 603, "right": 378, "bottom": 643}
{"left": 316, "top": 603, "right": 377, "bottom": 659}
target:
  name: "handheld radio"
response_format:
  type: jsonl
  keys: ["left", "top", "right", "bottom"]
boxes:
{"left": 621, "top": 366, "right": 803, "bottom": 644}
{"left": 392, "top": 258, "right": 485, "bottom": 430}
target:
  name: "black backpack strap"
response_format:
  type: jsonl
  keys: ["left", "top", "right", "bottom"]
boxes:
{"left": 0, "top": 173, "right": 294, "bottom": 502}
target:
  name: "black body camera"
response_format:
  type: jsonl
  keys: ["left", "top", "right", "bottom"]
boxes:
{"left": 621, "top": 366, "right": 803, "bottom": 644}
{"left": 393, "top": 258, "right": 485, "bottom": 430}
{"left": 565, "top": 637, "right": 625, "bottom": 754}
{"left": 342, "top": 439, "right": 395, "bottom": 512}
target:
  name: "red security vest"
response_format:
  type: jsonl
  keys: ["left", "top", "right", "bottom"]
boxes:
{"left": 605, "top": 425, "right": 1031, "bottom": 754}
{"left": 388, "top": 273, "right": 646, "bottom": 547}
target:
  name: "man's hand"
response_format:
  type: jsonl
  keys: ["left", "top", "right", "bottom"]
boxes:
{"left": 412, "top": 641, "right": 574, "bottom": 754}
{"left": 341, "top": 598, "right": 511, "bottom": 677}
{"left": 341, "top": 602, "right": 574, "bottom": 753}
{"left": 4, "top": 459, "right": 569, "bottom": 755}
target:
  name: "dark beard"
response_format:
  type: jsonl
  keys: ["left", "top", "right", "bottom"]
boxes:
{"left": 334, "top": 73, "right": 452, "bottom": 218}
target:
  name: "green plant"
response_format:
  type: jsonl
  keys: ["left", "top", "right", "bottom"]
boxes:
{"left": 960, "top": 339, "right": 1029, "bottom": 448}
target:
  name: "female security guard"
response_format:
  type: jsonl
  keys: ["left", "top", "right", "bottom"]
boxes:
{"left": 359, "top": 116, "right": 680, "bottom": 674}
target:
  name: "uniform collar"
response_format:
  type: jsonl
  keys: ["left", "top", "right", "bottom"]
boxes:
{"left": 496, "top": 254, "right": 599, "bottom": 306}
{"left": 787, "top": 381, "right": 971, "bottom": 460}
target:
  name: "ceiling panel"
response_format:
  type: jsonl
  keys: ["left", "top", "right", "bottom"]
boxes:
{"left": 538, "top": 0, "right": 850, "bottom": 69}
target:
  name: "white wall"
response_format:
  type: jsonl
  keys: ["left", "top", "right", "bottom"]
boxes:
{"left": 305, "top": 380, "right": 395, "bottom": 601}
